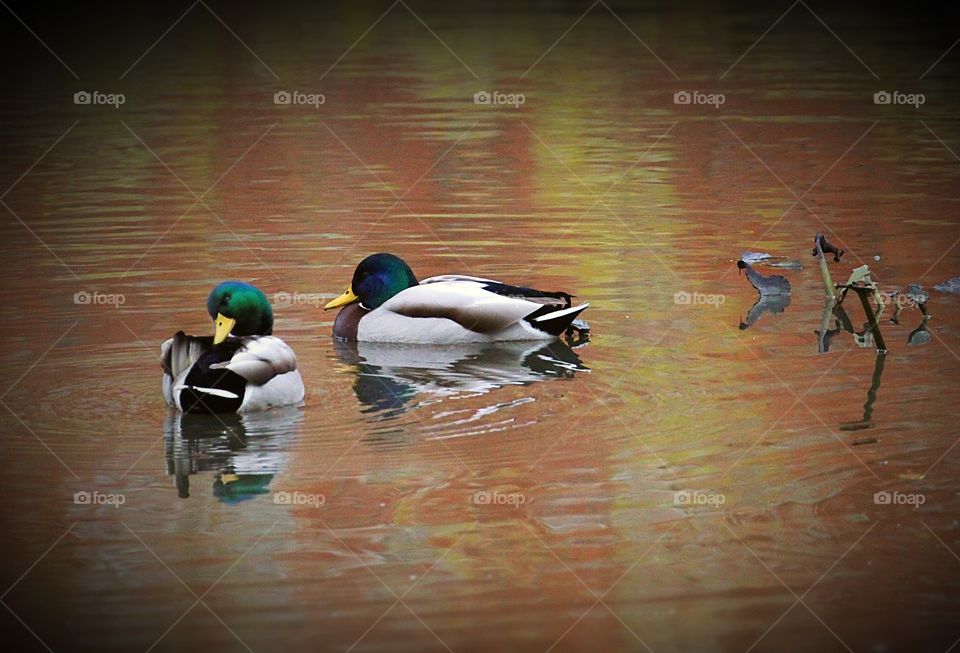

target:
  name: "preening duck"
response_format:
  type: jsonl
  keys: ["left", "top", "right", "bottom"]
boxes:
{"left": 162, "top": 282, "right": 305, "bottom": 413}
{"left": 324, "top": 254, "right": 589, "bottom": 343}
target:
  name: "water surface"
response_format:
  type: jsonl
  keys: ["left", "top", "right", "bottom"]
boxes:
{"left": 1, "top": 3, "right": 959, "bottom": 652}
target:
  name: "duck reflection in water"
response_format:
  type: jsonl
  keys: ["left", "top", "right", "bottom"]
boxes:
{"left": 163, "top": 407, "right": 302, "bottom": 500}
{"left": 333, "top": 338, "right": 590, "bottom": 418}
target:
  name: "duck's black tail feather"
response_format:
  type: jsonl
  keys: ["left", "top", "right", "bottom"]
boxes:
{"left": 525, "top": 303, "right": 590, "bottom": 336}
{"left": 180, "top": 346, "right": 247, "bottom": 414}
{"left": 163, "top": 332, "right": 247, "bottom": 414}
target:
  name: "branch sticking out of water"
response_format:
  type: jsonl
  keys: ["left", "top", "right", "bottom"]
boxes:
{"left": 813, "top": 237, "right": 836, "bottom": 301}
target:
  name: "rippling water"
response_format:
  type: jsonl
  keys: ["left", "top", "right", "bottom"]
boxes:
{"left": 2, "top": 3, "right": 959, "bottom": 652}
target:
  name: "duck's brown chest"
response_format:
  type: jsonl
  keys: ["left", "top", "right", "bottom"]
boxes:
{"left": 332, "top": 303, "right": 368, "bottom": 341}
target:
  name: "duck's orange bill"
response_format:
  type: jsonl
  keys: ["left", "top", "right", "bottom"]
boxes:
{"left": 324, "top": 287, "right": 358, "bottom": 310}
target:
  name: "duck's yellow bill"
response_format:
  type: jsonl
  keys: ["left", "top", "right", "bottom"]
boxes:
{"left": 213, "top": 313, "right": 236, "bottom": 344}
{"left": 324, "top": 287, "right": 359, "bottom": 310}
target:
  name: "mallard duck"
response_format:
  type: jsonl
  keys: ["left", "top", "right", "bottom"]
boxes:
{"left": 324, "top": 253, "right": 589, "bottom": 343}
{"left": 161, "top": 282, "right": 305, "bottom": 413}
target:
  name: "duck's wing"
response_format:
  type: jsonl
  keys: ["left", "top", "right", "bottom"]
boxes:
{"left": 420, "top": 275, "right": 573, "bottom": 306}
{"left": 384, "top": 278, "right": 588, "bottom": 336}
{"left": 222, "top": 337, "right": 304, "bottom": 412}
{"left": 211, "top": 336, "right": 299, "bottom": 385}
{"left": 421, "top": 274, "right": 502, "bottom": 286}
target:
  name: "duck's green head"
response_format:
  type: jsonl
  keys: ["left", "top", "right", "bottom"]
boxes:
{"left": 324, "top": 253, "right": 418, "bottom": 311}
{"left": 207, "top": 281, "right": 273, "bottom": 344}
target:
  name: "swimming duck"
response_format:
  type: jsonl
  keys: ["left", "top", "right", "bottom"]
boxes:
{"left": 161, "top": 282, "right": 305, "bottom": 413}
{"left": 324, "top": 253, "right": 589, "bottom": 343}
